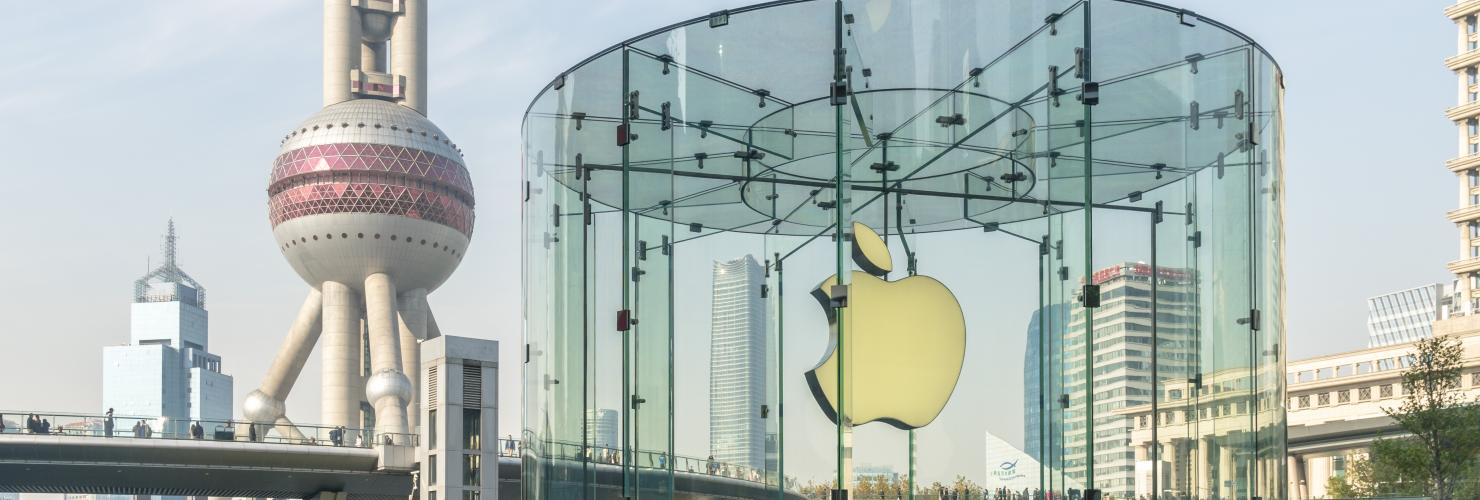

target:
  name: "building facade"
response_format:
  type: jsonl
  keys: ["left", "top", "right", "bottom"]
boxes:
{"left": 709, "top": 256, "right": 767, "bottom": 473}
{"left": 1024, "top": 303, "right": 1069, "bottom": 465}
{"left": 1064, "top": 263, "right": 1198, "bottom": 499}
{"left": 1449, "top": 0, "right": 1480, "bottom": 313}
{"left": 585, "top": 409, "right": 618, "bottom": 450}
{"left": 1285, "top": 328, "right": 1480, "bottom": 499}
{"left": 1366, "top": 283, "right": 1449, "bottom": 347}
{"left": 420, "top": 336, "right": 499, "bottom": 500}
{"left": 103, "top": 221, "right": 232, "bottom": 434}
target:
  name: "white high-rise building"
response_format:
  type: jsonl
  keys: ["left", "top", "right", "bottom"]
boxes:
{"left": 585, "top": 409, "right": 618, "bottom": 450}
{"left": 103, "top": 221, "right": 233, "bottom": 434}
{"left": 1449, "top": 1, "right": 1480, "bottom": 314}
{"left": 1063, "top": 263, "right": 1197, "bottom": 498}
{"left": 709, "top": 255, "right": 767, "bottom": 472}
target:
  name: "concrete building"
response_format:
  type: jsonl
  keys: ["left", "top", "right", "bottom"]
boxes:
{"left": 1449, "top": 0, "right": 1480, "bottom": 313}
{"left": 1366, "top": 283, "right": 1450, "bottom": 347}
{"left": 103, "top": 221, "right": 232, "bottom": 435}
{"left": 242, "top": 0, "right": 473, "bottom": 459}
{"left": 1064, "top": 263, "right": 1198, "bottom": 499}
{"left": 420, "top": 336, "right": 498, "bottom": 500}
{"left": 1282, "top": 328, "right": 1480, "bottom": 499}
{"left": 709, "top": 255, "right": 767, "bottom": 472}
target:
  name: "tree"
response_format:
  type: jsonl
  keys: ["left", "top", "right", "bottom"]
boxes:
{"left": 1329, "top": 335, "right": 1480, "bottom": 499}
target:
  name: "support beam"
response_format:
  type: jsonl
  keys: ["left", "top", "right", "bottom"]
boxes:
{"left": 397, "top": 288, "right": 430, "bottom": 432}
{"left": 365, "top": 273, "right": 410, "bottom": 437}
{"left": 322, "top": 281, "right": 364, "bottom": 429}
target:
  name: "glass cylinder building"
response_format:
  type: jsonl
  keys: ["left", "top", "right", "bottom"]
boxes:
{"left": 522, "top": 1, "right": 1286, "bottom": 499}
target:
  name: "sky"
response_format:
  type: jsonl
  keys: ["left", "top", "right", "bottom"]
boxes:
{"left": 0, "top": 0, "right": 1463, "bottom": 486}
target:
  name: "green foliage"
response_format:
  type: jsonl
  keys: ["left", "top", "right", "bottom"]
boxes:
{"left": 1326, "top": 335, "right": 1480, "bottom": 499}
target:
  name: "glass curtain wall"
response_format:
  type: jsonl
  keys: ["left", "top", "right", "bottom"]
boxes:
{"left": 523, "top": 1, "right": 1286, "bottom": 499}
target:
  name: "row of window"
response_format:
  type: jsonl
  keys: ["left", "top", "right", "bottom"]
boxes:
{"left": 1135, "top": 400, "right": 1253, "bottom": 429}
{"left": 1288, "top": 355, "right": 1417, "bottom": 383}
{"left": 1293, "top": 372, "right": 1480, "bottom": 410}
{"left": 281, "top": 232, "right": 463, "bottom": 258}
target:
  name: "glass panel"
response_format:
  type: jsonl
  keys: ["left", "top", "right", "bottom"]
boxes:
{"left": 523, "top": 2, "right": 1285, "bottom": 500}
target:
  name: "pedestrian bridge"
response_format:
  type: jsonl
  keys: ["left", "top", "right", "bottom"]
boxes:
{"left": 0, "top": 412, "right": 800, "bottom": 499}
{"left": 0, "top": 433, "right": 416, "bottom": 498}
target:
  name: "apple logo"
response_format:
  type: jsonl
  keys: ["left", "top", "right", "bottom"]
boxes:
{"left": 805, "top": 222, "right": 966, "bottom": 429}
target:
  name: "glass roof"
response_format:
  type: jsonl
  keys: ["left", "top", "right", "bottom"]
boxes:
{"left": 523, "top": 0, "right": 1281, "bottom": 236}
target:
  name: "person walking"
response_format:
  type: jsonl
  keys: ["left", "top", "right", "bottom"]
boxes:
{"left": 103, "top": 408, "right": 115, "bottom": 438}
{"left": 190, "top": 421, "right": 203, "bottom": 439}
{"left": 40, "top": 419, "right": 51, "bottom": 435}
{"left": 0, "top": 413, "right": 6, "bottom": 434}
{"left": 248, "top": 423, "right": 258, "bottom": 442}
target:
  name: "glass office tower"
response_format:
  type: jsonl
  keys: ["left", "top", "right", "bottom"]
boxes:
{"left": 522, "top": 1, "right": 1286, "bottom": 498}
{"left": 710, "top": 256, "right": 769, "bottom": 473}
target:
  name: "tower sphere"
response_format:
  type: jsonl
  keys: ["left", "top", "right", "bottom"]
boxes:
{"left": 268, "top": 99, "right": 474, "bottom": 293}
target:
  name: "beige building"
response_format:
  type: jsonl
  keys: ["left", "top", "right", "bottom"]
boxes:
{"left": 1117, "top": 328, "right": 1480, "bottom": 499}
{"left": 1449, "top": 0, "right": 1480, "bottom": 310}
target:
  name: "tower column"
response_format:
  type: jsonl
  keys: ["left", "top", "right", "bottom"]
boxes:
{"left": 365, "top": 273, "right": 411, "bottom": 438}
{"left": 398, "top": 289, "right": 430, "bottom": 432}
{"left": 391, "top": 0, "right": 427, "bottom": 113}
{"left": 323, "top": 0, "right": 362, "bottom": 106}
{"left": 322, "top": 281, "right": 363, "bottom": 429}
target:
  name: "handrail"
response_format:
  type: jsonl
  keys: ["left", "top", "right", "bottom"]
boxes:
{"left": 0, "top": 410, "right": 415, "bottom": 448}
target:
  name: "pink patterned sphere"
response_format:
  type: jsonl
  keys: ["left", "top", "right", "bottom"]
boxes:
{"left": 268, "top": 99, "right": 473, "bottom": 293}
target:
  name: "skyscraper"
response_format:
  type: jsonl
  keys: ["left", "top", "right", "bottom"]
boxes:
{"left": 103, "top": 221, "right": 233, "bottom": 433}
{"left": 1023, "top": 303, "right": 1069, "bottom": 464}
{"left": 709, "top": 255, "right": 767, "bottom": 472}
{"left": 1366, "top": 283, "right": 1448, "bottom": 347}
{"left": 1062, "top": 263, "right": 1197, "bottom": 498}
{"left": 586, "top": 409, "right": 618, "bottom": 450}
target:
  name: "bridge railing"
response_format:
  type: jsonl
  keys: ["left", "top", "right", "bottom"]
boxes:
{"left": 511, "top": 437, "right": 797, "bottom": 489}
{"left": 0, "top": 410, "right": 415, "bottom": 448}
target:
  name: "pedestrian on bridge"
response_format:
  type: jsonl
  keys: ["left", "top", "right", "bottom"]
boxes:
{"left": 40, "top": 419, "right": 50, "bottom": 435}
{"left": 190, "top": 421, "right": 203, "bottom": 439}
{"left": 104, "top": 408, "right": 114, "bottom": 438}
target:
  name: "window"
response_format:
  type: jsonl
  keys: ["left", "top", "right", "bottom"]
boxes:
{"left": 1472, "top": 193, "right": 1480, "bottom": 206}
{"left": 463, "top": 492, "right": 481, "bottom": 500}
{"left": 1471, "top": 245, "right": 1479, "bottom": 258}
{"left": 1380, "top": 384, "right": 1394, "bottom": 398}
{"left": 1359, "top": 387, "right": 1372, "bottom": 400}
{"left": 429, "top": 409, "right": 438, "bottom": 446}
{"left": 1470, "top": 222, "right": 1480, "bottom": 239}
{"left": 1338, "top": 390, "right": 1351, "bottom": 403}
{"left": 429, "top": 454, "right": 438, "bottom": 485}
{"left": 1299, "top": 395, "right": 1310, "bottom": 408}
{"left": 463, "top": 454, "right": 481, "bottom": 486}
{"left": 1470, "top": 68, "right": 1478, "bottom": 85}
{"left": 1473, "top": 372, "right": 1480, "bottom": 386}
{"left": 1471, "top": 143, "right": 1478, "bottom": 154}
{"left": 1469, "top": 15, "right": 1478, "bottom": 34}
{"left": 1470, "top": 121, "right": 1479, "bottom": 138}
{"left": 1318, "top": 392, "right": 1331, "bottom": 405}
{"left": 463, "top": 409, "right": 481, "bottom": 450}
{"left": 430, "top": 492, "right": 437, "bottom": 500}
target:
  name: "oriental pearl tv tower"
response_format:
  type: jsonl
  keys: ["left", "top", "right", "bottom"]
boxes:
{"left": 243, "top": 0, "right": 472, "bottom": 441}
